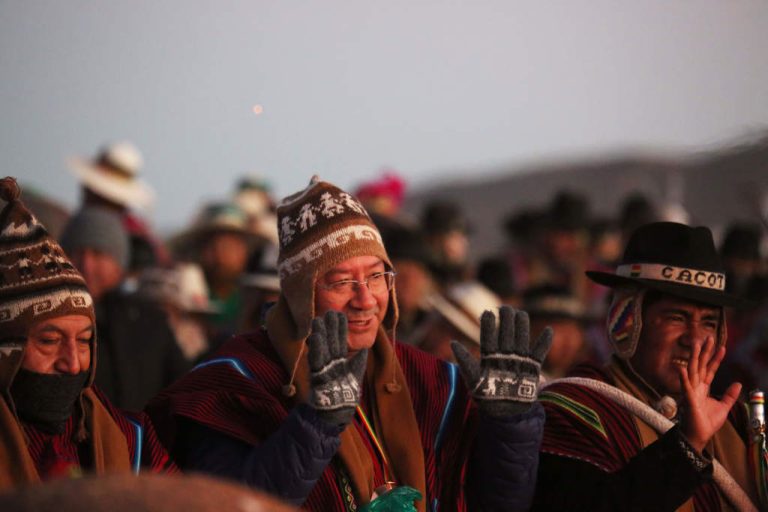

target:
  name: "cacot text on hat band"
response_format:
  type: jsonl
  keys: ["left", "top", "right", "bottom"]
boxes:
{"left": 616, "top": 263, "right": 725, "bottom": 291}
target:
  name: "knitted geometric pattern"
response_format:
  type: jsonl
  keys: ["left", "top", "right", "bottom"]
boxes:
{"left": 605, "top": 288, "right": 644, "bottom": 359}
{"left": 274, "top": 177, "right": 394, "bottom": 338}
{"left": 0, "top": 177, "right": 94, "bottom": 342}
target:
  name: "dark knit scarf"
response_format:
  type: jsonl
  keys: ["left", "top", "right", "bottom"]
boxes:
{"left": 0, "top": 388, "right": 131, "bottom": 491}
{"left": 10, "top": 370, "right": 88, "bottom": 434}
{"left": 266, "top": 299, "right": 427, "bottom": 511}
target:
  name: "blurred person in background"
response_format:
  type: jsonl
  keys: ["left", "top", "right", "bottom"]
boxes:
{"left": 415, "top": 281, "right": 502, "bottom": 363}
{"left": 421, "top": 200, "right": 472, "bottom": 284}
{"left": 60, "top": 207, "right": 188, "bottom": 410}
{"left": 535, "top": 191, "right": 593, "bottom": 302}
{"left": 719, "top": 222, "right": 767, "bottom": 350}
{"left": 588, "top": 218, "right": 623, "bottom": 269}
{"left": 233, "top": 175, "right": 279, "bottom": 246}
{"left": 618, "top": 192, "right": 659, "bottom": 246}
{"left": 0, "top": 473, "right": 297, "bottom": 512}
{"left": 524, "top": 284, "right": 596, "bottom": 380}
{"left": 136, "top": 263, "right": 218, "bottom": 363}
{"left": 502, "top": 209, "right": 547, "bottom": 293}
{"left": 720, "top": 222, "right": 766, "bottom": 300}
{"left": 585, "top": 218, "right": 623, "bottom": 318}
{"left": 711, "top": 222, "right": 768, "bottom": 395}
{"left": 0, "top": 178, "right": 175, "bottom": 490}
{"left": 729, "top": 297, "right": 768, "bottom": 396}
{"left": 238, "top": 243, "right": 281, "bottom": 332}
{"left": 68, "top": 142, "right": 170, "bottom": 285}
{"left": 477, "top": 255, "right": 520, "bottom": 307}
{"left": 179, "top": 202, "right": 262, "bottom": 341}
{"left": 380, "top": 225, "right": 436, "bottom": 345}
{"left": 354, "top": 171, "right": 407, "bottom": 227}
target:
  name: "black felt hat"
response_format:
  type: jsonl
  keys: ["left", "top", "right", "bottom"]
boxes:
{"left": 586, "top": 222, "right": 746, "bottom": 308}
{"left": 720, "top": 222, "right": 762, "bottom": 260}
{"left": 545, "top": 191, "right": 590, "bottom": 231}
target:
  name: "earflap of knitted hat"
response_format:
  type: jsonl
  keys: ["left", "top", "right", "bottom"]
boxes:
{"left": 0, "top": 177, "right": 96, "bottom": 397}
{"left": 275, "top": 176, "right": 396, "bottom": 339}
{"left": 607, "top": 286, "right": 727, "bottom": 359}
{"left": 606, "top": 287, "right": 646, "bottom": 359}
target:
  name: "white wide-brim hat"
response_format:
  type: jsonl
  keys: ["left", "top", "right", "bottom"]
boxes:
{"left": 425, "top": 281, "right": 502, "bottom": 345}
{"left": 68, "top": 141, "right": 155, "bottom": 210}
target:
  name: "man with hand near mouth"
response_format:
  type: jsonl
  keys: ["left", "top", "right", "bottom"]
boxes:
{"left": 148, "top": 177, "right": 551, "bottom": 511}
{"left": 533, "top": 222, "right": 765, "bottom": 511}
{"left": 0, "top": 178, "right": 175, "bottom": 490}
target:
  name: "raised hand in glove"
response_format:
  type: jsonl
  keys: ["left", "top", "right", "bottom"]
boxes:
{"left": 451, "top": 306, "right": 552, "bottom": 416}
{"left": 308, "top": 310, "right": 368, "bottom": 426}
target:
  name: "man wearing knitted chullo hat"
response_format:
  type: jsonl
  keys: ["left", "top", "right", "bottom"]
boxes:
{"left": 147, "top": 177, "right": 552, "bottom": 511}
{"left": 0, "top": 177, "right": 176, "bottom": 490}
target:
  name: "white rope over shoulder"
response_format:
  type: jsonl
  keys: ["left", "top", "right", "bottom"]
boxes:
{"left": 543, "top": 377, "right": 758, "bottom": 512}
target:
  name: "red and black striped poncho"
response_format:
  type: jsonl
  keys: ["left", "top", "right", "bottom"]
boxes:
{"left": 21, "top": 386, "right": 176, "bottom": 480}
{"left": 539, "top": 363, "right": 754, "bottom": 511}
{"left": 147, "top": 328, "right": 476, "bottom": 511}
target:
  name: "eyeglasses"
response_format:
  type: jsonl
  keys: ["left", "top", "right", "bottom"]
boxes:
{"left": 319, "top": 271, "right": 396, "bottom": 296}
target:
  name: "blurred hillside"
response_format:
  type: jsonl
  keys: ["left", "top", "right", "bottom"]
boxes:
{"left": 403, "top": 133, "right": 768, "bottom": 261}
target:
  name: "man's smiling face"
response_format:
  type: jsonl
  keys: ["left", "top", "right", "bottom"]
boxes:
{"left": 314, "top": 255, "right": 390, "bottom": 353}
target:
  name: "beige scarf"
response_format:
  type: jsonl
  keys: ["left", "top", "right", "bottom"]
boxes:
{"left": 0, "top": 388, "right": 131, "bottom": 491}
{"left": 266, "top": 300, "right": 427, "bottom": 510}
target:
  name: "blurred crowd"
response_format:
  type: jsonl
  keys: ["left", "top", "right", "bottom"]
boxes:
{"left": 3, "top": 138, "right": 767, "bottom": 512}
{"left": 21, "top": 140, "right": 768, "bottom": 412}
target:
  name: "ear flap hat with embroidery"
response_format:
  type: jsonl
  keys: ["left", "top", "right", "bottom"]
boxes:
{"left": 272, "top": 176, "right": 395, "bottom": 339}
{"left": 0, "top": 177, "right": 95, "bottom": 399}
{"left": 586, "top": 221, "right": 743, "bottom": 358}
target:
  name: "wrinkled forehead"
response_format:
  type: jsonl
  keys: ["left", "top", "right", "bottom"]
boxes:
{"left": 27, "top": 314, "right": 95, "bottom": 337}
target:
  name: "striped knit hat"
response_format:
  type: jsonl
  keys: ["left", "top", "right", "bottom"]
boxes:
{"left": 0, "top": 177, "right": 95, "bottom": 392}
{"left": 275, "top": 176, "right": 395, "bottom": 338}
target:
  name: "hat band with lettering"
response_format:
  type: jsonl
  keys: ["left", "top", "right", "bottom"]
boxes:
{"left": 616, "top": 263, "right": 726, "bottom": 291}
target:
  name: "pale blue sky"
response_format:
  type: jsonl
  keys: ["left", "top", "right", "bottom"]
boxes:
{"left": 2, "top": 1, "right": 767, "bottom": 231}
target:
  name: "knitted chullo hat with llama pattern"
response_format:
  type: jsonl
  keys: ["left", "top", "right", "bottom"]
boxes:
{"left": 274, "top": 176, "right": 396, "bottom": 338}
{"left": 0, "top": 177, "right": 95, "bottom": 395}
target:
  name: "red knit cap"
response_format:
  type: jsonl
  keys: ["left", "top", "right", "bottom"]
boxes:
{"left": 275, "top": 176, "right": 396, "bottom": 338}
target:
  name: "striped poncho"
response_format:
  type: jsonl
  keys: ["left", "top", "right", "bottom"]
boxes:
{"left": 537, "top": 362, "right": 759, "bottom": 511}
{"left": 147, "top": 328, "right": 478, "bottom": 511}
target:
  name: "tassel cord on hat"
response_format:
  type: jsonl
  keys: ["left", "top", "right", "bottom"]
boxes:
{"left": 543, "top": 377, "right": 759, "bottom": 512}
{"left": 283, "top": 341, "right": 307, "bottom": 397}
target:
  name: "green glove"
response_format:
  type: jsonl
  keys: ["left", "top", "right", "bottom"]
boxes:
{"left": 359, "top": 486, "right": 422, "bottom": 512}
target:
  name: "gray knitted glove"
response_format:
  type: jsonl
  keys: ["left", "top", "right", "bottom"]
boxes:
{"left": 308, "top": 311, "right": 368, "bottom": 426}
{"left": 451, "top": 306, "right": 552, "bottom": 417}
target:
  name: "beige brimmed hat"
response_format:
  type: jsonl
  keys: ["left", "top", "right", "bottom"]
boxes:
{"left": 425, "top": 282, "right": 501, "bottom": 345}
{"left": 69, "top": 142, "right": 155, "bottom": 210}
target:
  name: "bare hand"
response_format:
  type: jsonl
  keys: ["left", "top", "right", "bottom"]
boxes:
{"left": 679, "top": 335, "right": 741, "bottom": 453}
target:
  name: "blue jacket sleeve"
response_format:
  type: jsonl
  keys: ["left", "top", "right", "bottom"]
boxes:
{"left": 467, "top": 402, "right": 545, "bottom": 512}
{"left": 181, "top": 403, "right": 344, "bottom": 506}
